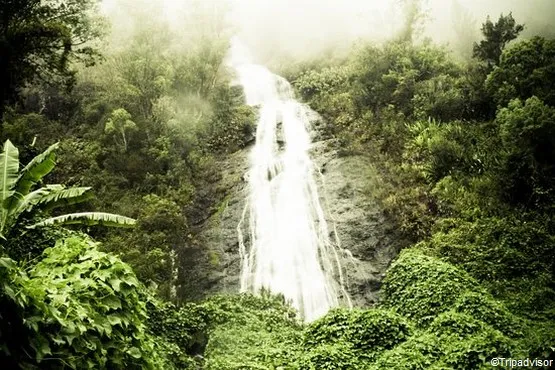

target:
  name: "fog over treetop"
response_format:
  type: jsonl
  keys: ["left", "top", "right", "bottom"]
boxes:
{"left": 100, "top": 0, "right": 554, "bottom": 63}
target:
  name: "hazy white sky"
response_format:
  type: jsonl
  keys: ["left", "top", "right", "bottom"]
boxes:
{"left": 100, "top": 0, "right": 554, "bottom": 62}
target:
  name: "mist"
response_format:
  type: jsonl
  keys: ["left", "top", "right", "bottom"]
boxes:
{"left": 101, "top": 0, "right": 554, "bottom": 65}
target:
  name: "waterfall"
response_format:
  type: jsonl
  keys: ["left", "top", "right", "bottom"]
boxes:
{"left": 230, "top": 39, "right": 350, "bottom": 322}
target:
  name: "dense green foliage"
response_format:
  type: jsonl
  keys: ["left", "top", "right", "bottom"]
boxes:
{"left": 283, "top": 10, "right": 555, "bottom": 370}
{"left": 1, "top": 1, "right": 256, "bottom": 301}
{"left": 472, "top": 13, "right": 523, "bottom": 68}
{"left": 1, "top": 1, "right": 554, "bottom": 368}
{"left": 0, "top": 0, "right": 104, "bottom": 115}
{"left": 0, "top": 140, "right": 135, "bottom": 259}
{"left": 0, "top": 236, "right": 170, "bottom": 369}
{"left": 486, "top": 37, "right": 555, "bottom": 107}
{"left": 0, "top": 139, "right": 135, "bottom": 260}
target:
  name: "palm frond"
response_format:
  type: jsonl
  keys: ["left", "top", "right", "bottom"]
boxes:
{"left": 15, "top": 142, "right": 59, "bottom": 196}
{"left": 10, "top": 187, "right": 56, "bottom": 220}
{"left": 0, "top": 140, "right": 20, "bottom": 234}
{"left": 28, "top": 212, "right": 136, "bottom": 229}
{"left": 12, "top": 185, "right": 64, "bottom": 216}
{"left": 39, "top": 187, "right": 93, "bottom": 211}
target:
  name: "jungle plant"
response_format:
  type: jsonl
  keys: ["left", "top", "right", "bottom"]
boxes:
{"left": 473, "top": 13, "right": 524, "bottom": 69}
{"left": 0, "top": 236, "right": 170, "bottom": 369}
{"left": 105, "top": 108, "right": 138, "bottom": 152}
{"left": 0, "top": 139, "right": 135, "bottom": 243}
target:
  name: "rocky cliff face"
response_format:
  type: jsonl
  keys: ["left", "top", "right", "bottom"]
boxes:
{"left": 193, "top": 116, "right": 404, "bottom": 307}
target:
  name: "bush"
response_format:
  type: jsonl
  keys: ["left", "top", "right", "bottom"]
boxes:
{"left": 295, "top": 66, "right": 351, "bottom": 100}
{"left": 353, "top": 40, "right": 460, "bottom": 117}
{"left": 521, "top": 320, "right": 555, "bottom": 358}
{"left": 495, "top": 97, "right": 555, "bottom": 206}
{"left": 486, "top": 37, "right": 555, "bottom": 107}
{"left": 304, "top": 308, "right": 412, "bottom": 355}
{"left": 201, "top": 291, "right": 300, "bottom": 329}
{"left": 202, "top": 292, "right": 303, "bottom": 369}
{"left": 428, "top": 311, "right": 487, "bottom": 338}
{"left": 442, "top": 329, "right": 515, "bottom": 369}
{"left": 303, "top": 308, "right": 353, "bottom": 347}
{"left": 299, "top": 343, "right": 361, "bottom": 370}
{"left": 204, "top": 322, "right": 302, "bottom": 370}
{"left": 412, "top": 75, "right": 465, "bottom": 121}
{"left": 373, "top": 313, "right": 516, "bottom": 370}
{"left": 371, "top": 333, "right": 443, "bottom": 370}
{"left": 0, "top": 236, "right": 167, "bottom": 369}
{"left": 420, "top": 215, "right": 555, "bottom": 316}
{"left": 147, "top": 301, "right": 210, "bottom": 368}
{"left": 430, "top": 175, "right": 504, "bottom": 218}
{"left": 453, "top": 292, "right": 524, "bottom": 337}
{"left": 404, "top": 120, "right": 484, "bottom": 183}
{"left": 381, "top": 248, "right": 480, "bottom": 325}
{"left": 204, "top": 85, "right": 256, "bottom": 153}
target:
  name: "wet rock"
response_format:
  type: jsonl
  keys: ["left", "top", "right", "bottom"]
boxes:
{"left": 194, "top": 123, "right": 403, "bottom": 307}
{"left": 310, "top": 142, "right": 403, "bottom": 307}
{"left": 193, "top": 148, "right": 251, "bottom": 295}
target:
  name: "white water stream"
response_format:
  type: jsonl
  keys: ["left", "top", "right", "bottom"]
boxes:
{"left": 230, "top": 39, "right": 350, "bottom": 322}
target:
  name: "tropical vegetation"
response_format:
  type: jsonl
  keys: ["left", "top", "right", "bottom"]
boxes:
{"left": 1, "top": 0, "right": 554, "bottom": 368}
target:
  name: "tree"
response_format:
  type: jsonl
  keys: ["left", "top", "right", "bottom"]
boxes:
{"left": 0, "top": 140, "right": 135, "bottom": 243}
{"left": 486, "top": 37, "right": 555, "bottom": 108}
{"left": 105, "top": 108, "right": 137, "bottom": 152}
{"left": 496, "top": 97, "right": 555, "bottom": 207}
{"left": 398, "top": 0, "right": 427, "bottom": 44}
{"left": 472, "top": 13, "right": 524, "bottom": 69}
{"left": 0, "top": 0, "right": 105, "bottom": 116}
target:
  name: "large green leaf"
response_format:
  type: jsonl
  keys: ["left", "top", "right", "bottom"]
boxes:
{"left": 8, "top": 185, "right": 93, "bottom": 231}
{"left": 0, "top": 140, "right": 20, "bottom": 235}
{"left": 4, "top": 186, "right": 58, "bottom": 232}
{"left": 28, "top": 212, "right": 136, "bottom": 229}
{"left": 15, "top": 142, "right": 59, "bottom": 196}
{"left": 12, "top": 185, "right": 91, "bottom": 215}
{"left": 37, "top": 186, "right": 93, "bottom": 212}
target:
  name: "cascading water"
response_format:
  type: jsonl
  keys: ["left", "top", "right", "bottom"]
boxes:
{"left": 230, "top": 39, "right": 350, "bottom": 322}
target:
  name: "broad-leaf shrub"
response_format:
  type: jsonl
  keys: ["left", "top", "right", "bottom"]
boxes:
{"left": 442, "top": 329, "right": 515, "bottom": 370}
{"left": 428, "top": 311, "right": 488, "bottom": 338}
{"left": 0, "top": 139, "right": 136, "bottom": 260}
{"left": 295, "top": 66, "right": 351, "bottom": 100}
{"left": 147, "top": 300, "right": 211, "bottom": 368}
{"left": 381, "top": 248, "right": 479, "bottom": 325}
{"left": 298, "top": 343, "right": 360, "bottom": 370}
{"left": 205, "top": 322, "right": 302, "bottom": 370}
{"left": 453, "top": 292, "right": 523, "bottom": 337}
{"left": 521, "top": 321, "right": 555, "bottom": 358}
{"left": 370, "top": 333, "right": 443, "bottom": 370}
{"left": 105, "top": 194, "right": 187, "bottom": 300}
{"left": 495, "top": 97, "right": 555, "bottom": 206}
{"left": 422, "top": 216, "right": 554, "bottom": 283}
{"left": 371, "top": 311, "right": 516, "bottom": 370}
{"left": 486, "top": 37, "right": 555, "bottom": 107}
{"left": 303, "top": 309, "right": 352, "bottom": 347}
{"left": 201, "top": 291, "right": 300, "bottom": 329}
{"left": 420, "top": 215, "right": 555, "bottom": 315}
{"left": 304, "top": 308, "right": 412, "bottom": 355}
{"left": 353, "top": 41, "right": 460, "bottom": 118}
{"left": 0, "top": 236, "right": 167, "bottom": 369}
{"left": 202, "top": 292, "right": 303, "bottom": 370}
